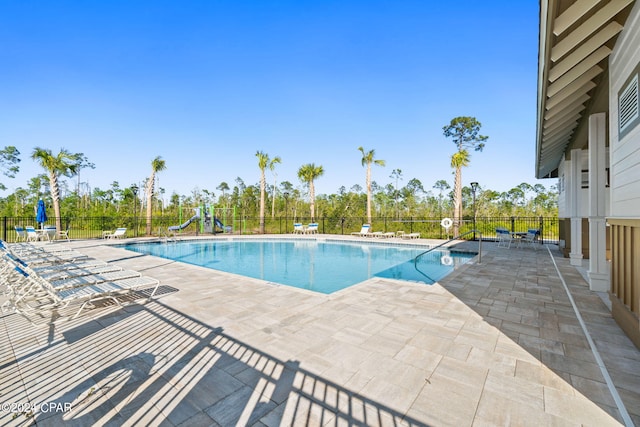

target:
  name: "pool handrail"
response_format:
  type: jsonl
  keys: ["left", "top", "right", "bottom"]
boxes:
{"left": 413, "top": 230, "right": 483, "bottom": 269}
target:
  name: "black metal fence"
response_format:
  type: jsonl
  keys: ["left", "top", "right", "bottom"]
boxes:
{"left": 1, "top": 215, "right": 559, "bottom": 244}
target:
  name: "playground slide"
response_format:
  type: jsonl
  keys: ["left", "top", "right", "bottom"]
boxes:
{"left": 214, "top": 217, "right": 224, "bottom": 229}
{"left": 168, "top": 210, "right": 201, "bottom": 231}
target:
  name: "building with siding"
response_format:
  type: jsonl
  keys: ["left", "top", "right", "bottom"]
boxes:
{"left": 536, "top": 0, "right": 640, "bottom": 347}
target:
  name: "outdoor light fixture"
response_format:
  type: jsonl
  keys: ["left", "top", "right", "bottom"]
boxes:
{"left": 283, "top": 192, "right": 289, "bottom": 233}
{"left": 131, "top": 184, "right": 139, "bottom": 237}
{"left": 470, "top": 182, "right": 478, "bottom": 240}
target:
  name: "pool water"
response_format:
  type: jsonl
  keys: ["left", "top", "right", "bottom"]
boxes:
{"left": 122, "top": 239, "right": 475, "bottom": 294}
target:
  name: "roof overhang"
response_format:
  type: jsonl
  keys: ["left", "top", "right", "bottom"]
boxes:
{"left": 535, "top": 0, "right": 635, "bottom": 178}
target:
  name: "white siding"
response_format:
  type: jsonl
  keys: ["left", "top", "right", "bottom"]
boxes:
{"left": 558, "top": 159, "right": 567, "bottom": 217}
{"left": 557, "top": 151, "right": 593, "bottom": 218}
{"left": 610, "top": 1, "right": 640, "bottom": 217}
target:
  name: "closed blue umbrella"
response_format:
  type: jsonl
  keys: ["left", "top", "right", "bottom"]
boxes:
{"left": 36, "top": 199, "right": 47, "bottom": 228}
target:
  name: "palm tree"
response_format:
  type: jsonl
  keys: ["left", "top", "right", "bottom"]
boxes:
{"left": 31, "top": 147, "right": 83, "bottom": 232}
{"left": 443, "top": 117, "right": 488, "bottom": 236}
{"left": 145, "top": 156, "right": 167, "bottom": 236}
{"left": 450, "top": 150, "right": 470, "bottom": 235}
{"left": 256, "top": 151, "right": 280, "bottom": 233}
{"left": 358, "top": 147, "right": 385, "bottom": 224}
{"left": 297, "top": 163, "right": 324, "bottom": 221}
{"left": 269, "top": 156, "right": 282, "bottom": 219}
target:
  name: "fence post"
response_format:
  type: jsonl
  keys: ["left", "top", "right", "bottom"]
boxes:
{"left": 3, "top": 217, "right": 6, "bottom": 242}
{"left": 510, "top": 216, "right": 515, "bottom": 234}
{"left": 539, "top": 216, "right": 544, "bottom": 244}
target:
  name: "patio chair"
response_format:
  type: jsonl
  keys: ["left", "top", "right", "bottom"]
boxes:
{"left": 104, "top": 227, "right": 127, "bottom": 239}
{"left": 57, "top": 226, "right": 71, "bottom": 242}
{"left": 293, "top": 223, "right": 306, "bottom": 234}
{"left": 14, "top": 226, "right": 27, "bottom": 242}
{"left": 351, "top": 224, "right": 372, "bottom": 237}
{"left": 496, "top": 228, "right": 515, "bottom": 248}
{"left": 43, "top": 226, "right": 57, "bottom": 242}
{"left": 518, "top": 229, "right": 540, "bottom": 249}
{"left": 305, "top": 223, "right": 318, "bottom": 234}
{"left": 24, "top": 226, "right": 42, "bottom": 242}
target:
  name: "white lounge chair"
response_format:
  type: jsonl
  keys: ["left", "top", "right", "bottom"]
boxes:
{"left": 48, "top": 269, "right": 143, "bottom": 289}
{"left": 6, "top": 250, "right": 87, "bottom": 266}
{"left": 293, "top": 223, "right": 306, "bottom": 234}
{"left": 1, "top": 249, "right": 131, "bottom": 288}
{"left": 31, "top": 260, "right": 115, "bottom": 278}
{"left": 3, "top": 240, "right": 78, "bottom": 257}
{"left": 104, "top": 228, "right": 127, "bottom": 239}
{"left": 401, "top": 232, "right": 421, "bottom": 239}
{"left": 0, "top": 242, "right": 88, "bottom": 266}
{"left": 305, "top": 223, "right": 318, "bottom": 234}
{"left": 351, "top": 224, "right": 372, "bottom": 237}
{"left": 372, "top": 231, "right": 396, "bottom": 239}
{"left": 2, "top": 258, "right": 159, "bottom": 321}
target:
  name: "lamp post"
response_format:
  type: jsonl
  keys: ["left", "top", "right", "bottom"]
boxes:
{"left": 131, "top": 184, "right": 138, "bottom": 237}
{"left": 470, "top": 182, "right": 479, "bottom": 240}
{"left": 283, "top": 192, "right": 289, "bottom": 234}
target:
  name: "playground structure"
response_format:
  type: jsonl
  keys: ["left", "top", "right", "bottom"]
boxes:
{"left": 211, "top": 207, "right": 237, "bottom": 234}
{"left": 168, "top": 208, "right": 201, "bottom": 232}
{"left": 164, "top": 205, "right": 238, "bottom": 236}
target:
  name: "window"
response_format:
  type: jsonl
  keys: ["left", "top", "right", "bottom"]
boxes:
{"left": 581, "top": 168, "right": 610, "bottom": 188}
{"left": 619, "top": 72, "right": 639, "bottom": 138}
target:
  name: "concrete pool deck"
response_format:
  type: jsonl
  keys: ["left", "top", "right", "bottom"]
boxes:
{"left": 1, "top": 235, "right": 639, "bottom": 426}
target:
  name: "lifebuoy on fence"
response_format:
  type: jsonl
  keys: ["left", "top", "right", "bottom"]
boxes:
{"left": 441, "top": 255, "right": 453, "bottom": 266}
{"left": 441, "top": 217, "right": 453, "bottom": 229}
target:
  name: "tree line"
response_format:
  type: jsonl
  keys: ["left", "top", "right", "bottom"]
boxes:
{"left": 1, "top": 117, "right": 558, "bottom": 235}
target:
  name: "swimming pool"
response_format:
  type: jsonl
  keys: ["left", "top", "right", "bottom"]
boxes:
{"left": 121, "top": 238, "right": 475, "bottom": 294}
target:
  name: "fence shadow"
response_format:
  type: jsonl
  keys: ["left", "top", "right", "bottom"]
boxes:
{"left": 6, "top": 300, "right": 431, "bottom": 426}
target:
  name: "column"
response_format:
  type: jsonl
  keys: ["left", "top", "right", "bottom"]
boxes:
{"left": 588, "top": 113, "right": 609, "bottom": 291}
{"left": 569, "top": 148, "right": 583, "bottom": 266}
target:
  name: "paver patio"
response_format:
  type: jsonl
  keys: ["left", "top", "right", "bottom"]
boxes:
{"left": 1, "top": 236, "right": 639, "bottom": 426}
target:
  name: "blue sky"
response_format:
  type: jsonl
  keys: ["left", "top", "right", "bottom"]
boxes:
{"left": 0, "top": 0, "right": 544, "bottom": 200}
